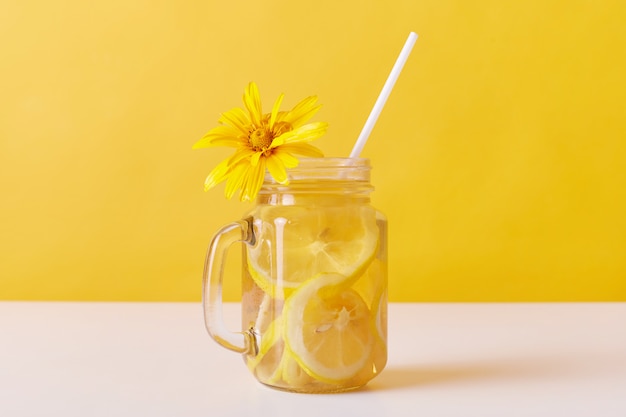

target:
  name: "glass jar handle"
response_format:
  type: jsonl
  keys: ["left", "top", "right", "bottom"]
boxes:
{"left": 202, "top": 219, "right": 256, "bottom": 354}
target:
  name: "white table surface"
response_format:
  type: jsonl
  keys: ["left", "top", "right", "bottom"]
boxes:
{"left": 1, "top": 302, "right": 625, "bottom": 417}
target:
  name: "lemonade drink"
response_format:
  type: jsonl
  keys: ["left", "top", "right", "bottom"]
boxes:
{"left": 240, "top": 158, "right": 388, "bottom": 393}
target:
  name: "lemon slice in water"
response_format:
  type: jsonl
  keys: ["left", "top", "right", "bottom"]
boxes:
{"left": 282, "top": 273, "right": 374, "bottom": 384}
{"left": 247, "top": 205, "right": 379, "bottom": 298}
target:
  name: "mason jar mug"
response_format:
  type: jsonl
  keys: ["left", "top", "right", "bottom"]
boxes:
{"left": 202, "top": 157, "right": 387, "bottom": 393}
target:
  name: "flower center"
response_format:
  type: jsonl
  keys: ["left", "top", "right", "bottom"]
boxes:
{"left": 248, "top": 127, "right": 273, "bottom": 150}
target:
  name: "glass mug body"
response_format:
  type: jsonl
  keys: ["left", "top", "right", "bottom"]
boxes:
{"left": 203, "top": 158, "right": 387, "bottom": 393}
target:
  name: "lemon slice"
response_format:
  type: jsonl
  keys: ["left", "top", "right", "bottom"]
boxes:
{"left": 370, "top": 286, "right": 388, "bottom": 374}
{"left": 247, "top": 205, "right": 379, "bottom": 298}
{"left": 247, "top": 316, "right": 283, "bottom": 370}
{"left": 352, "top": 258, "right": 387, "bottom": 345}
{"left": 282, "top": 273, "right": 374, "bottom": 384}
{"left": 267, "top": 347, "right": 314, "bottom": 386}
{"left": 372, "top": 287, "right": 387, "bottom": 344}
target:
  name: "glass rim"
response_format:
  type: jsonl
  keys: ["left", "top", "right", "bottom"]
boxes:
{"left": 262, "top": 157, "right": 372, "bottom": 185}
{"left": 287, "top": 157, "right": 370, "bottom": 168}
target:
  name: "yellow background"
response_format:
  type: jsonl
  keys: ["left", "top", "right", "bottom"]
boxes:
{"left": 2, "top": 1, "right": 625, "bottom": 302}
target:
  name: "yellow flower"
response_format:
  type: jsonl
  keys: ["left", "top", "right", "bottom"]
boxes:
{"left": 194, "top": 82, "right": 328, "bottom": 201}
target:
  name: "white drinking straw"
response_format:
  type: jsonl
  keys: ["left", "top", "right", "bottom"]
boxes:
{"left": 349, "top": 32, "right": 418, "bottom": 158}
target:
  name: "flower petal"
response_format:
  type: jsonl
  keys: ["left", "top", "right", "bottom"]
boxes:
{"left": 228, "top": 148, "right": 256, "bottom": 165}
{"left": 266, "top": 154, "right": 288, "bottom": 184}
{"left": 224, "top": 161, "right": 249, "bottom": 200}
{"left": 278, "top": 143, "right": 324, "bottom": 157}
{"left": 284, "top": 96, "right": 321, "bottom": 127}
{"left": 250, "top": 151, "right": 262, "bottom": 166}
{"left": 193, "top": 125, "right": 242, "bottom": 149}
{"left": 242, "top": 158, "right": 266, "bottom": 202}
{"left": 273, "top": 110, "right": 289, "bottom": 124}
{"left": 203, "top": 158, "right": 231, "bottom": 191}
{"left": 218, "top": 107, "right": 251, "bottom": 133}
{"left": 270, "top": 122, "right": 329, "bottom": 147}
{"left": 272, "top": 149, "right": 300, "bottom": 168}
{"left": 208, "top": 137, "right": 245, "bottom": 147}
{"left": 269, "top": 93, "right": 284, "bottom": 130}
{"left": 243, "top": 82, "right": 262, "bottom": 126}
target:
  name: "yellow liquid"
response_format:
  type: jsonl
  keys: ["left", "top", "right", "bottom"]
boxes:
{"left": 241, "top": 204, "right": 387, "bottom": 393}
